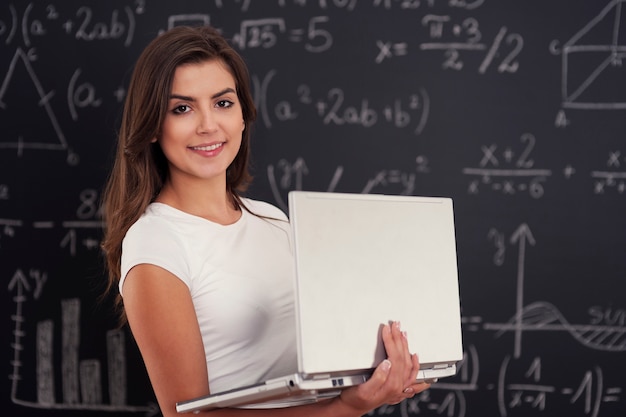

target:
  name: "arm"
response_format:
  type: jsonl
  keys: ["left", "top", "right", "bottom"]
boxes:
{"left": 123, "top": 264, "right": 430, "bottom": 417}
{"left": 122, "top": 264, "right": 210, "bottom": 416}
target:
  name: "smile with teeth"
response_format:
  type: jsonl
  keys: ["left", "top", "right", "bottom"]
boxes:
{"left": 190, "top": 143, "right": 224, "bottom": 151}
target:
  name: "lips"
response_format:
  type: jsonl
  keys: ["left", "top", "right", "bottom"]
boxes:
{"left": 189, "top": 142, "right": 224, "bottom": 152}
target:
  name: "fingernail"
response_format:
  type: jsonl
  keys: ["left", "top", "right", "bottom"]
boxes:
{"left": 403, "top": 387, "right": 414, "bottom": 394}
{"left": 402, "top": 330, "right": 408, "bottom": 339}
{"left": 381, "top": 359, "right": 391, "bottom": 371}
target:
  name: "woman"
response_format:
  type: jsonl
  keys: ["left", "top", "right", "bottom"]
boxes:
{"left": 101, "top": 25, "right": 430, "bottom": 417}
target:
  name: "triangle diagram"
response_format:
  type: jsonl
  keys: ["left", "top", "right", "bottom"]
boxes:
{"left": 0, "top": 48, "right": 68, "bottom": 153}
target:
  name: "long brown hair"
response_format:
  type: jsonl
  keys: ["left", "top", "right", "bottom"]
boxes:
{"left": 101, "top": 26, "right": 257, "bottom": 319}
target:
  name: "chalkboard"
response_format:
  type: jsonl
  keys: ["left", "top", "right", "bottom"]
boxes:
{"left": 2, "top": 1, "right": 625, "bottom": 416}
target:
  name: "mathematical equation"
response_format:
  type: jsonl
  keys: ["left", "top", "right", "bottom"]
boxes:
{"left": 461, "top": 134, "right": 625, "bottom": 197}
{"left": 592, "top": 150, "right": 626, "bottom": 194}
{"left": 253, "top": 70, "right": 430, "bottom": 133}
{"left": 0, "top": 189, "right": 102, "bottom": 255}
{"left": 261, "top": 142, "right": 626, "bottom": 211}
{"left": 165, "top": 0, "right": 488, "bottom": 14}
{"left": 266, "top": 156, "right": 431, "bottom": 211}
{"left": 418, "top": 15, "right": 523, "bottom": 73}
{"left": 0, "top": 3, "right": 140, "bottom": 47}
{"left": 0, "top": 0, "right": 529, "bottom": 169}
{"left": 213, "top": 11, "right": 524, "bottom": 72}
{"left": 363, "top": 349, "right": 624, "bottom": 417}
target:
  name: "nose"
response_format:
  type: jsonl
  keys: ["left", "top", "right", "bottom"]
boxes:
{"left": 197, "top": 107, "right": 218, "bottom": 134}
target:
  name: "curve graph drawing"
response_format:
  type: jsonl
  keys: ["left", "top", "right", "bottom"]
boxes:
{"left": 483, "top": 224, "right": 626, "bottom": 358}
{"left": 486, "top": 301, "right": 626, "bottom": 353}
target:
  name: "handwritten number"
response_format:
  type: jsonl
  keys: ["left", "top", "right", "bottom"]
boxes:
{"left": 305, "top": 16, "right": 332, "bottom": 53}
{"left": 498, "top": 33, "right": 523, "bottom": 73}
{"left": 443, "top": 49, "right": 463, "bottom": 70}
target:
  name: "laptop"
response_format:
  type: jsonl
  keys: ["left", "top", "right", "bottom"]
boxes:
{"left": 176, "top": 191, "right": 463, "bottom": 413}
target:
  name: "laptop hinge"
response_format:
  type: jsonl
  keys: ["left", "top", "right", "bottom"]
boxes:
{"left": 311, "top": 374, "right": 331, "bottom": 380}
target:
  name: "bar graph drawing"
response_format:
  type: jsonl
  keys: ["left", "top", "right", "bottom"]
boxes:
{"left": 8, "top": 269, "right": 157, "bottom": 414}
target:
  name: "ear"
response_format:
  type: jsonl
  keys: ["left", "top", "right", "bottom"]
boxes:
{"left": 242, "top": 120, "right": 245, "bottom": 131}
{"left": 150, "top": 137, "right": 158, "bottom": 143}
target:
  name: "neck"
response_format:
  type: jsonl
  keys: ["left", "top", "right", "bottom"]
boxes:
{"left": 156, "top": 178, "right": 241, "bottom": 225}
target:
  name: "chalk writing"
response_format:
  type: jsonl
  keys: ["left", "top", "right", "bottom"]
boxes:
{"left": 231, "top": 16, "right": 333, "bottom": 52}
{"left": 592, "top": 150, "right": 626, "bottom": 194}
{"left": 551, "top": 0, "right": 626, "bottom": 111}
{"left": 2, "top": 2, "right": 625, "bottom": 417}
{"left": 372, "top": 0, "right": 485, "bottom": 11}
{"left": 0, "top": 48, "right": 72, "bottom": 158}
{"left": 252, "top": 70, "right": 430, "bottom": 133}
{"left": 419, "top": 15, "right": 523, "bottom": 73}
{"left": 9, "top": 275, "right": 158, "bottom": 413}
{"left": 463, "top": 134, "right": 552, "bottom": 198}
{"left": 361, "top": 156, "right": 430, "bottom": 194}
{"left": 67, "top": 68, "right": 103, "bottom": 121}
{"left": 483, "top": 223, "right": 626, "bottom": 357}
{"left": 0, "top": 3, "right": 138, "bottom": 47}
{"left": 496, "top": 356, "right": 623, "bottom": 417}
{"left": 267, "top": 157, "right": 344, "bottom": 211}
{"left": 0, "top": 189, "right": 102, "bottom": 254}
{"left": 69, "top": 6, "right": 136, "bottom": 46}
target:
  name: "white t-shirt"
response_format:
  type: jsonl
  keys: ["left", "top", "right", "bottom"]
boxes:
{"left": 120, "top": 199, "right": 297, "bottom": 393}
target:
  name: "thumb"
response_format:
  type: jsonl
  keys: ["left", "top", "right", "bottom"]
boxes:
{"left": 369, "top": 359, "right": 392, "bottom": 385}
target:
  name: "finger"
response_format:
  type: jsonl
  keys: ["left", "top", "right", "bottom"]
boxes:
{"left": 399, "top": 354, "right": 421, "bottom": 399}
{"left": 385, "top": 321, "right": 405, "bottom": 357}
{"left": 381, "top": 322, "right": 421, "bottom": 402}
{"left": 399, "top": 332, "right": 414, "bottom": 381}
{"left": 405, "top": 353, "right": 420, "bottom": 385}
{"left": 394, "top": 323, "right": 413, "bottom": 367}
{"left": 384, "top": 323, "right": 415, "bottom": 385}
{"left": 380, "top": 322, "right": 403, "bottom": 372}
{"left": 390, "top": 323, "right": 414, "bottom": 381}
{"left": 366, "top": 358, "right": 392, "bottom": 392}
{"left": 404, "top": 381, "right": 431, "bottom": 397}
{"left": 337, "top": 358, "right": 393, "bottom": 413}
{"left": 400, "top": 326, "right": 411, "bottom": 357}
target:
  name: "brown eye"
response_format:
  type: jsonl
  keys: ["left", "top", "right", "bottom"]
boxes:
{"left": 172, "top": 104, "right": 190, "bottom": 114}
{"left": 216, "top": 100, "right": 234, "bottom": 108}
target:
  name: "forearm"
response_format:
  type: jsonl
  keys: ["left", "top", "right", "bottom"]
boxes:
{"left": 177, "top": 396, "right": 365, "bottom": 417}
{"left": 165, "top": 323, "right": 431, "bottom": 417}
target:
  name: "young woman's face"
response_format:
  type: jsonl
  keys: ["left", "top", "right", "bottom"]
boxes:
{"left": 158, "top": 59, "right": 244, "bottom": 188}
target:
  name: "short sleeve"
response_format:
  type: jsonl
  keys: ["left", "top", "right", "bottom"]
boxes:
{"left": 242, "top": 199, "right": 289, "bottom": 221}
{"left": 119, "top": 216, "right": 191, "bottom": 296}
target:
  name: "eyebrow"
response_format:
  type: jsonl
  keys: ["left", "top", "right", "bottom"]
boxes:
{"left": 169, "top": 87, "right": 237, "bottom": 101}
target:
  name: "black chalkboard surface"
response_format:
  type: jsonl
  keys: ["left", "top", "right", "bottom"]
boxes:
{"left": 2, "top": 1, "right": 625, "bottom": 416}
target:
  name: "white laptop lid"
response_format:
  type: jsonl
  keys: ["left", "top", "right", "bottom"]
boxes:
{"left": 288, "top": 191, "right": 463, "bottom": 377}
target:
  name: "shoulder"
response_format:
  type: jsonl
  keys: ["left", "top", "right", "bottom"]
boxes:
{"left": 124, "top": 204, "right": 181, "bottom": 242}
{"left": 120, "top": 204, "right": 193, "bottom": 294}
{"left": 241, "top": 198, "right": 288, "bottom": 221}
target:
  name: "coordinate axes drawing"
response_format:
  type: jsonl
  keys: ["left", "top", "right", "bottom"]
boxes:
{"left": 8, "top": 269, "right": 158, "bottom": 413}
{"left": 483, "top": 224, "right": 626, "bottom": 358}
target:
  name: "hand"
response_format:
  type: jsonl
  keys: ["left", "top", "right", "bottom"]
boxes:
{"left": 335, "top": 321, "right": 431, "bottom": 414}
